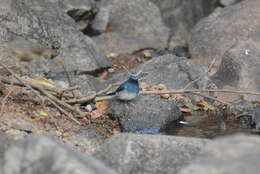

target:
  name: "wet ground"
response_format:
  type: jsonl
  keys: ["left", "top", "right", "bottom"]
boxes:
{"left": 164, "top": 112, "right": 259, "bottom": 139}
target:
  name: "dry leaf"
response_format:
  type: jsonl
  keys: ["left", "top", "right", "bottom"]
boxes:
{"left": 98, "top": 71, "right": 109, "bottom": 80}
{"left": 196, "top": 100, "right": 215, "bottom": 111}
{"left": 31, "top": 78, "right": 55, "bottom": 88}
{"left": 89, "top": 109, "right": 104, "bottom": 119}
{"left": 140, "top": 82, "right": 152, "bottom": 91}
{"left": 95, "top": 101, "right": 109, "bottom": 111}
{"left": 38, "top": 111, "right": 48, "bottom": 118}
{"left": 180, "top": 107, "right": 193, "bottom": 113}
{"left": 160, "top": 94, "right": 170, "bottom": 99}
{"left": 1, "top": 88, "right": 9, "bottom": 96}
{"left": 186, "top": 103, "right": 200, "bottom": 111}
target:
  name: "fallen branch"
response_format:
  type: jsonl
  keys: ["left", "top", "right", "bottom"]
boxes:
{"left": 65, "top": 82, "right": 121, "bottom": 104}
{"left": 59, "top": 60, "right": 79, "bottom": 98}
{"left": 189, "top": 92, "right": 231, "bottom": 105}
{"left": 46, "top": 97, "right": 81, "bottom": 125}
{"left": 183, "top": 57, "right": 216, "bottom": 90}
{"left": 94, "top": 95, "right": 115, "bottom": 102}
{"left": 0, "top": 62, "right": 84, "bottom": 124}
{"left": 141, "top": 89, "right": 260, "bottom": 96}
{"left": 0, "top": 76, "right": 14, "bottom": 117}
{"left": 36, "top": 86, "right": 86, "bottom": 118}
{"left": 0, "top": 62, "right": 45, "bottom": 104}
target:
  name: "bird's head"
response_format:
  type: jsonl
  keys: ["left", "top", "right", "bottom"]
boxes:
{"left": 129, "top": 75, "right": 140, "bottom": 81}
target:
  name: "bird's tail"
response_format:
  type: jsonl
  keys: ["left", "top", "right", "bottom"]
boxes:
{"left": 94, "top": 92, "right": 116, "bottom": 102}
{"left": 178, "top": 121, "right": 189, "bottom": 125}
{"left": 106, "top": 92, "right": 116, "bottom": 96}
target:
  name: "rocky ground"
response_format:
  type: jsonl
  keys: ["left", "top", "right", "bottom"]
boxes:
{"left": 0, "top": 0, "right": 260, "bottom": 173}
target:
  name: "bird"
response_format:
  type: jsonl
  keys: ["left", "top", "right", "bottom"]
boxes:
{"left": 2, "top": 38, "right": 58, "bottom": 62}
{"left": 110, "top": 75, "right": 140, "bottom": 101}
{"left": 9, "top": 42, "right": 58, "bottom": 62}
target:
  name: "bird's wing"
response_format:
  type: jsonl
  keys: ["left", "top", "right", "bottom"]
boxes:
{"left": 116, "top": 83, "right": 126, "bottom": 93}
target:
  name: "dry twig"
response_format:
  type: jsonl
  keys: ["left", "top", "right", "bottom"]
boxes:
{"left": 183, "top": 58, "right": 217, "bottom": 90}
{"left": 0, "top": 76, "right": 14, "bottom": 117}
{"left": 0, "top": 62, "right": 84, "bottom": 124}
{"left": 66, "top": 82, "right": 121, "bottom": 104}
{"left": 141, "top": 89, "right": 260, "bottom": 96}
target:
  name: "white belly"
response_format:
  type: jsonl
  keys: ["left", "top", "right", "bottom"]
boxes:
{"left": 117, "top": 91, "right": 138, "bottom": 101}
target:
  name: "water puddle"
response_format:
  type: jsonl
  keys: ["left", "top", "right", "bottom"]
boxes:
{"left": 164, "top": 111, "right": 259, "bottom": 139}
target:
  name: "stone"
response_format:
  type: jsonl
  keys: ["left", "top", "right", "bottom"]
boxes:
{"left": 0, "top": 132, "right": 14, "bottom": 160}
{"left": 0, "top": 135, "right": 117, "bottom": 174}
{"left": 0, "top": 0, "right": 110, "bottom": 75}
{"left": 189, "top": 0, "right": 260, "bottom": 66}
{"left": 57, "top": 0, "right": 96, "bottom": 32}
{"left": 106, "top": 55, "right": 213, "bottom": 132}
{"left": 95, "top": 133, "right": 209, "bottom": 174}
{"left": 220, "top": 0, "right": 243, "bottom": 6}
{"left": 189, "top": 0, "right": 260, "bottom": 101}
{"left": 63, "top": 129, "right": 106, "bottom": 154}
{"left": 180, "top": 134, "right": 260, "bottom": 174}
{"left": 108, "top": 95, "right": 181, "bottom": 133}
{"left": 92, "top": 0, "right": 170, "bottom": 55}
{"left": 150, "top": 0, "right": 218, "bottom": 45}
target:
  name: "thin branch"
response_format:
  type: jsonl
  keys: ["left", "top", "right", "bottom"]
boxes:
{"left": 190, "top": 92, "right": 231, "bottom": 105}
{"left": 42, "top": 105, "right": 60, "bottom": 130}
{"left": 0, "top": 62, "right": 84, "bottom": 124}
{"left": 46, "top": 97, "right": 81, "bottom": 125}
{"left": 183, "top": 57, "right": 217, "bottom": 90}
{"left": 1, "top": 77, "right": 79, "bottom": 98}
{"left": 141, "top": 89, "right": 260, "bottom": 96}
{"left": 94, "top": 95, "right": 115, "bottom": 102}
{"left": 37, "top": 86, "right": 86, "bottom": 118}
{"left": 0, "top": 77, "right": 14, "bottom": 117}
{"left": 59, "top": 60, "right": 78, "bottom": 98}
{"left": 0, "top": 62, "right": 45, "bottom": 104}
{"left": 65, "top": 82, "right": 121, "bottom": 104}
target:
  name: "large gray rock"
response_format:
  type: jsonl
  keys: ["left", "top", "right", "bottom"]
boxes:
{"left": 180, "top": 134, "right": 260, "bottom": 174}
{"left": 92, "top": 0, "right": 170, "bottom": 55}
{"left": 190, "top": 0, "right": 260, "bottom": 100}
{"left": 108, "top": 95, "right": 181, "bottom": 133}
{"left": 150, "top": 0, "right": 218, "bottom": 46}
{"left": 63, "top": 129, "right": 106, "bottom": 154}
{"left": 0, "top": 132, "right": 14, "bottom": 160}
{"left": 0, "top": 0, "right": 110, "bottom": 75}
{"left": 95, "top": 133, "right": 209, "bottom": 174}
{"left": 0, "top": 135, "right": 117, "bottom": 174}
{"left": 189, "top": 0, "right": 260, "bottom": 66}
{"left": 57, "top": 0, "right": 96, "bottom": 32}
{"left": 220, "top": 0, "right": 243, "bottom": 6}
{"left": 212, "top": 40, "right": 260, "bottom": 101}
{"left": 189, "top": 0, "right": 260, "bottom": 100}
{"left": 106, "top": 55, "right": 212, "bottom": 132}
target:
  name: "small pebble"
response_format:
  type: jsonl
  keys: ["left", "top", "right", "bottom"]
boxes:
{"left": 142, "top": 50, "right": 152, "bottom": 58}
{"left": 85, "top": 104, "right": 93, "bottom": 112}
{"left": 108, "top": 68, "right": 115, "bottom": 73}
{"left": 107, "top": 52, "right": 119, "bottom": 58}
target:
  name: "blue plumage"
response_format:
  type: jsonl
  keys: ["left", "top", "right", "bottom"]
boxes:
{"left": 113, "top": 75, "right": 140, "bottom": 101}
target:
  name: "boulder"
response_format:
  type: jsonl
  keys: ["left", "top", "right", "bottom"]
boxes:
{"left": 0, "top": 132, "right": 14, "bottom": 159}
{"left": 57, "top": 0, "right": 97, "bottom": 32}
{"left": 106, "top": 55, "right": 212, "bottom": 132}
{"left": 92, "top": 0, "right": 170, "bottom": 55}
{"left": 0, "top": 0, "right": 110, "bottom": 75}
{"left": 150, "top": 0, "right": 218, "bottom": 47}
{"left": 95, "top": 133, "right": 209, "bottom": 174}
{"left": 220, "top": 0, "right": 243, "bottom": 7}
{"left": 63, "top": 129, "right": 106, "bottom": 154}
{"left": 0, "top": 135, "right": 117, "bottom": 174}
{"left": 189, "top": 0, "right": 260, "bottom": 66}
{"left": 189, "top": 0, "right": 260, "bottom": 100}
{"left": 180, "top": 134, "right": 260, "bottom": 174}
